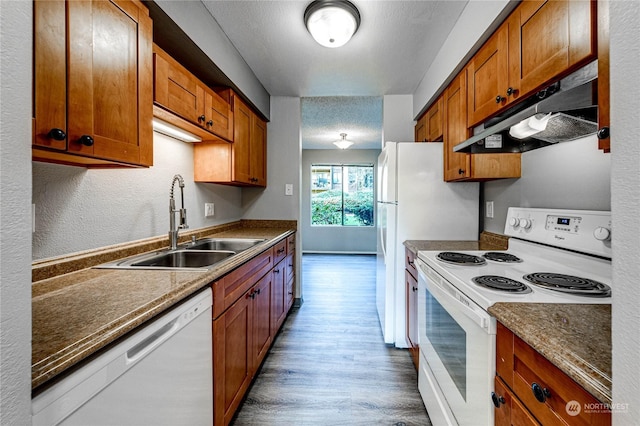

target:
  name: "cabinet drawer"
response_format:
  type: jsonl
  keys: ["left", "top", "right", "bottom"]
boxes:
{"left": 405, "top": 249, "right": 418, "bottom": 280}
{"left": 273, "top": 239, "right": 287, "bottom": 266}
{"left": 212, "top": 249, "right": 273, "bottom": 318}
{"left": 287, "top": 234, "right": 296, "bottom": 255}
{"left": 512, "top": 333, "right": 611, "bottom": 426}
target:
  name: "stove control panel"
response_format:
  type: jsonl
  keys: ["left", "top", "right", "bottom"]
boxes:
{"left": 505, "top": 207, "right": 612, "bottom": 258}
{"left": 545, "top": 214, "right": 582, "bottom": 233}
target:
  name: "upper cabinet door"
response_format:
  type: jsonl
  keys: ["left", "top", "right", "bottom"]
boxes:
{"left": 232, "top": 97, "right": 253, "bottom": 184}
{"left": 444, "top": 71, "right": 471, "bottom": 181}
{"left": 250, "top": 115, "right": 267, "bottom": 187}
{"left": 508, "top": 0, "right": 596, "bottom": 97}
{"left": 466, "top": 23, "right": 509, "bottom": 128}
{"left": 67, "top": 0, "right": 153, "bottom": 165}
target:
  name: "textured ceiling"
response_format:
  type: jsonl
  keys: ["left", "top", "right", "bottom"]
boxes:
{"left": 200, "top": 0, "right": 469, "bottom": 148}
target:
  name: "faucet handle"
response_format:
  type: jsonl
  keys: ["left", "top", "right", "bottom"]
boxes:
{"left": 179, "top": 208, "right": 188, "bottom": 229}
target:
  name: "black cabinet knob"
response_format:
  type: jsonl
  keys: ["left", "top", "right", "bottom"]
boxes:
{"left": 47, "top": 128, "right": 66, "bottom": 141}
{"left": 597, "top": 127, "right": 610, "bottom": 140}
{"left": 531, "top": 382, "right": 551, "bottom": 403}
{"left": 458, "top": 168, "right": 465, "bottom": 175}
{"left": 491, "top": 392, "right": 506, "bottom": 408}
{"left": 506, "top": 87, "right": 516, "bottom": 96}
{"left": 207, "top": 120, "right": 214, "bottom": 127}
{"left": 495, "top": 95, "right": 505, "bottom": 104}
{"left": 78, "top": 135, "right": 94, "bottom": 147}
{"left": 198, "top": 115, "right": 206, "bottom": 123}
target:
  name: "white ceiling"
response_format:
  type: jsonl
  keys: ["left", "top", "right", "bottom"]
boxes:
{"left": 200, "top": 0, "right": 469, "bottom": 148}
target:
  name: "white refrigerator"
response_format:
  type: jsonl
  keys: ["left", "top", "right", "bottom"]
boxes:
{"left": 376, "top": 142, "right": 479, "bottom": 347}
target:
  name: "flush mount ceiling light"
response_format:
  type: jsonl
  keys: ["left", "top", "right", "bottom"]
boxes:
{"left": 304, "top": 0, "right": 361, "bottom": 48}
{"left": 333, "top": 133, "right": 354, "bottom": 149}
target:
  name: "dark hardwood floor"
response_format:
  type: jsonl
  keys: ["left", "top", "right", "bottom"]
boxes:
{"left": 231, "top": 254, "right": 431, "bottom": 426}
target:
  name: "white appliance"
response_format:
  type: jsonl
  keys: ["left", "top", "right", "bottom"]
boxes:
{"left": 416, "top": 208, "right": 612, "bottom": 425}
{"left": 376, "top": 141, "right": 479, "bottom": 347}
{"left": 32, "top": 288, "right": 213, "bottom": 426}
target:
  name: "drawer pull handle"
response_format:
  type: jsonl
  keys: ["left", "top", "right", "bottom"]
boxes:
{"left": 491, "top": 392, "right": 505, "bottom": 408}
{"left": 277, "top": 248, "right": 285, "bottom": 254}
{"left": 531, "top": 382, "right": 551, "bottom": 403}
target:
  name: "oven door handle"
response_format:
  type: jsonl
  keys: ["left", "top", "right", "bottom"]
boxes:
{"left": 417, "top": 259, "right": 492, "bottom": 332}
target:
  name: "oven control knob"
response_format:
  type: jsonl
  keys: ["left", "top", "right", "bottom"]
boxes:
{"left": 518, "top": 218, "right": 532, "bottom": 229}
{"left": 509, "top": 217, "right": 520, "bottom": 227}
{"left": 594, "top": 226, "right": 611, "bottom": 241}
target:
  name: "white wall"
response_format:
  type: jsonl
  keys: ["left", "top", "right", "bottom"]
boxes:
{"left": 32, "top": 133, "right": 243, "bottom": 260}
{"left": 610, "top": 0, "right": 640, "bottom": 422}
{"left": 0, "top": 2, "right": 32, "bottom": 424}
{"left": 383, "top": 95, "right": 414, "bottom": 144}
{"left": 301, "top": 149, "right": 380, "bottom": 253}
{"left": 483, "top": 135, "right": 611, "bottom": 233}
{"left": 243, "top": 97, "right": 301, "bottom": 221}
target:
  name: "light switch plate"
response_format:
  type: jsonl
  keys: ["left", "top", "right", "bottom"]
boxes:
{"left": 205, "top": 203, "right": 215, "bottom": 217}
{"left": 485, "top": 201, "right": 494, "bottom": 218}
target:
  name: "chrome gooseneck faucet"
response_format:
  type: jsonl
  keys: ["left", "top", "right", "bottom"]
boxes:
{"left": 169, "top": 174, "right": 188, "bottom": 250}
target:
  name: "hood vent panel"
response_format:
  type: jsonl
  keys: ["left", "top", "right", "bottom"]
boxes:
{"left": 454, "top": 62, "right": 599, "bottom": 154}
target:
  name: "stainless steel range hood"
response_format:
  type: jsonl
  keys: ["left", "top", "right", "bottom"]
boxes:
{"left": 453, "top": 62, "right": 599, "bottom": 153}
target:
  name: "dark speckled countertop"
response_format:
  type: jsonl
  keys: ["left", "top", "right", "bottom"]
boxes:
{"left": 32, "top": 220, "right": 296, "bottom": 390}
{"left": 489, "top": 303, "right": 611, "bottom": 405}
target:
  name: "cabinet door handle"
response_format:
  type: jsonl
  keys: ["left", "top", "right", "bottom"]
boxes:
{"left": 597, "top": 127, "right": 610, "bottom": 140}
{"left": 495, "top": 95, "right": 505, "bottom": 104}
{"left": 47, "top": 128, "right": 66, "bottom": 141}
{"left": 78, "top": 135, "right": 94, "bottom": 146}
{"left": 198, "top": 115, "right": 206, "bottom": 123}
{"left": 531, "top": 382, "right": 551, "bottom": 403}
{"left": 273, "top": 269, "right": 280, "bottom": 274}
{"left": 491, "top": 392, "right": 506, "bottom": 408}
{"left": 458, "top": 168, "right": 465, "bottom": 175}
{"left": 207, "top": 120, "right": 214, "bottom": 127}
{"left": 506, "top": 87, "right": 517, "bottom": 96}
{"left": 277, "top": 248, "right": 285, "bottom": 254}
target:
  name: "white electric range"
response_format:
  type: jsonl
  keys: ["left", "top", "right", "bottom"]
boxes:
{"left": 414, "top": 207, "right": 612, "bottom": 426}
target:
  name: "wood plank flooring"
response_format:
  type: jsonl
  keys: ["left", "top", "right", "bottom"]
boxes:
{"left": 231, "top": 254, "right": 431, "bottom": 426}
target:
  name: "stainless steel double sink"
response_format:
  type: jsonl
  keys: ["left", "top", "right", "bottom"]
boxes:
{"left": 95, "top": 238, "right": 266, "bottom": 270}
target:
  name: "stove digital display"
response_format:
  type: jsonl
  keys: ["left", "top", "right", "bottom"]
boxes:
{"left": 557, "top": 217, "right": 571, "bottom": 225}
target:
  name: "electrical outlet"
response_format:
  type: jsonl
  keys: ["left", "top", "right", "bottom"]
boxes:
{"left": 205, "top": 203, "right": 215, "bottom": 217}
{"left": 285, "top": 184, "right": 293, "bottom": 196}
{"left": 485, "top": 201, "right": 494, "bottom": 218}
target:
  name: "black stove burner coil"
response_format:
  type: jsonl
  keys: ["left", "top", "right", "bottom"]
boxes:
{"left": 472, "top": 275, "right": 531, "bottom": 293}
{"left": 436, "top": 252, "right": 486, "bottom": 265}
{"left": 523, "top": 272, "right": 611, "bottom": 297}
{"left": 483, "top": 252, "right": 523, "bottom": 263}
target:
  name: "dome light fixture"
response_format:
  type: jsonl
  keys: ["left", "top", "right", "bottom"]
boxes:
{"left": 304, "top": 0, "right": 361, "bottom": 48}
{"left": 333, "top": 133, "right": 354, "bottom": 149}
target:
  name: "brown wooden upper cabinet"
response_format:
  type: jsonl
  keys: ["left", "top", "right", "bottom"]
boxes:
{"left": 33, "top": 0, "right": 153, "bottom": 167}
{"left": 415, "top": 95, "right": 444, "bottom": 142}
{"left": 468, "top": 0, "right": 596, "bottom": 128}
{"left": 444, "top": 70, "right": 521, "bottom": 182}
{"left": 153, "top": 45, "right": 233, "bottom": 142}
{"left": 194, "top": 90, "right": 267, "bottom": 187}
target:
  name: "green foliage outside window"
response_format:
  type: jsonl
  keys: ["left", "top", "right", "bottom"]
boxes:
{"left": 311, "top": 164, "right": 374, "bottom": 227}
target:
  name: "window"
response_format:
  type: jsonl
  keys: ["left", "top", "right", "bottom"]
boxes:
{"left": 311, "top": 164, "right": 374, "bottom": 226}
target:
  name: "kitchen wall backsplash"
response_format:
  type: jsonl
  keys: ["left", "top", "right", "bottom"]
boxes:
{"left": 483, "top": 134, "right": 611, "bottom": 234}
{"left": 32, "top": 133, "right": 244, "bottom": 260}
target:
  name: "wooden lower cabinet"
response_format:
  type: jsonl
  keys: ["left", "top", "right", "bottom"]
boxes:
{"left": 212, "top": 234, "right": 296, "bottom": 425}
{"left": 405, "top": 248, "right": 419, "bottom": 369}
{"left": 213, "top": 270, "right": 272, "bottom": 426}
{"left": 495, "top": 322, "right": 611, "bottom": 426}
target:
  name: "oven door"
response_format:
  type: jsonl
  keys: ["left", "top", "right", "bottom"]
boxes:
{"left": 416, "top": 258, "right": 496, "bottom": 426}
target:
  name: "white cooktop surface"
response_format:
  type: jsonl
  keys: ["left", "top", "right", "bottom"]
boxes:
{"left": 417, "top": 238, "right": 612, "bottom": 311}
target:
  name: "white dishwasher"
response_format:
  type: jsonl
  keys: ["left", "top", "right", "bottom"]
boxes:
{"left": 32, "top": 287, "right": 213, "bottom": 426}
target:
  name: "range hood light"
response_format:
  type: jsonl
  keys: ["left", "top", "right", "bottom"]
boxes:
{"left": 509, "top": 113, "right": 552, "bottom": 140}
{"left": 152, "top": 118, "right": 202, "bottom": 143}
